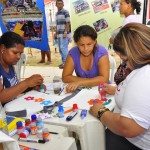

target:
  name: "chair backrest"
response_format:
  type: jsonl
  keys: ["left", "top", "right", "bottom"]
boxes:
{"left": 14, "top": 53, "right": 27, "bottom": 81}
{"left": 108, "top": 54, "right": 117, "bottom": 83}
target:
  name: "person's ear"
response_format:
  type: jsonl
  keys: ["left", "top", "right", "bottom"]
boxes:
{"left": 127, "top": 3, "right": 132, "bottom": 9}
{"left": 0, "top": 44, "right": 6, "bottom": 54}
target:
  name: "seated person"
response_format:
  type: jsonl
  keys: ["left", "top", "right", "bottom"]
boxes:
{"left": 0, "top": 32, "right": 44, "bottom": 106}
{"left": 62, "top": 25, "right": 109, "bottom": 93}
{"left": 90, "top": 22, "right": 150, "bottom": 150}
{"left": 102, "top": 53, "right": 131, "bottom": 95}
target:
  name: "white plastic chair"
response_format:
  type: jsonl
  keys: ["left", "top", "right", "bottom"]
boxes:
{"left": 108, "top": 54, "right": 117, "bottom": 83}
{"left": 14, "top": 53, "right": 27, "bottom": 81}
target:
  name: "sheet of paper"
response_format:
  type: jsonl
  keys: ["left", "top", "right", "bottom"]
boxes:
{"left": 4, "top": 90, "right": 59, "bottom": 117}
{"left": 62, "top": 89, "right": 115, "bottom": 110}
{"left": 4, "top": 90, "right": 71, "bottom": 117}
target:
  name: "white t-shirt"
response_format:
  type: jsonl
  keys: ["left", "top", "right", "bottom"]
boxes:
{"left": 111, "top": 15, "right": 141, "bottom": 39}
{"left": 122, "top": 15, "right": 142, "bottom": 26}
{"left": 114, "top": 65, "right": 150, "bottom": 150}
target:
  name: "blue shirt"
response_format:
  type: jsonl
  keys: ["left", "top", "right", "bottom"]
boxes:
{"left": 0, "top": 64, "right": 18, "bottom": 89}
{"left": 69, "top": 45, "right": 108, "bottom": 78}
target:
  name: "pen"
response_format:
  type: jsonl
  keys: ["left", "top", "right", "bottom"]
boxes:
{"left": 19, "top": 144, "right": 39, "bottom": 150}
{"left": 58, "top": 87, "right": 64, "bottom": 95}
{"left": 66, "top": 111, "right": 78, "bottom": 121}
{"left": 59, "top": 84, "right": 68, "bottom": 95}
{"left": 18, "top": 138, "right": 45, "bottom": 144}
{"left": 49, "top": 131, "right": 58, "bottom": 134}
{"left": 80, "top": 109, "right": 87, "bottom": 119}
{"left": 64, "top": 108, "right": 73, "bottom": 114}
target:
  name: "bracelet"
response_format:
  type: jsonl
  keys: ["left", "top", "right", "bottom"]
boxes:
{"left": 97, "top": 107, "right": 109, "bottom": 121}
{"left": 64, "top": 31, "right": 67, "bottom": 34}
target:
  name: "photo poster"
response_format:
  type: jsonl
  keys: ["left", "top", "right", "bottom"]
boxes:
{"left": 70, "top": 0, "right": 124, "bottom": 48}
{"left": 0, "top": 0, "right": 49, "bottom": 51}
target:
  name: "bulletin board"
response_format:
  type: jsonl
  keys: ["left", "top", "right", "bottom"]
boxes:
{"left": 70, "top": 0, "right": 124, "bottom": 48}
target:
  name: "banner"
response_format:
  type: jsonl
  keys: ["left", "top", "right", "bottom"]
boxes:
{"left": 0, "top": 0, "right": 49, "bottom": 51}
{"left": 70, "top": 0, "right": 124, "bottom": 48}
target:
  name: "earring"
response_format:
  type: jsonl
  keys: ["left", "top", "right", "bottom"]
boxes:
{"left": 1, "top": 51, "right": 3, "bottom": 54}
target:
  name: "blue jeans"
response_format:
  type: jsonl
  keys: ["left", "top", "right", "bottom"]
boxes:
{"left": 58, "top": 37, "right": 69, "bottom": 64}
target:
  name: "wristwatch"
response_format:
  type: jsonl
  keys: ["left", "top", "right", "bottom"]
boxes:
{"left": 64, "top": 31, "right": 67, "bottom": 34}
{"left": 97, "top": 107, "right": 109, "bottom": 121}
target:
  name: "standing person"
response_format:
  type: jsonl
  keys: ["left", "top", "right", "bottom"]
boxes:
{"left": 90, "top": 23, "right": 150, "bottom": 150}
{"left": 62, "top": 25, "right": 109, "bottom": 93}
{"left": 54, "top": 0, "right": 70, "bottom": 69}
{"left": 106, "top": 0, "right": 141, "bottom": 91}
{"left": 38, "top": 50, "right": 51, "bottom": 65}
{"left": 0, "top": 32, "right": 44, "bottom": 106}
{"left": 110, "top": 0, "right": 141, "bottom": 44}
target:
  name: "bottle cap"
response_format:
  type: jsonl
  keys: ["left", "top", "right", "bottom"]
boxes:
{"left": 20, "top": 132, "right": 26, "bottom": 138}
{"left": 40, "top": 85, "right": 44, "bottom": 89}
{"left": 25, "top": 119, "right": 31, "bottom": 124}
{"left": 16, "top": 121, "right": 23, "bottom": 128}
{"left": 73, "top": 104, "right": 78, "bottom": 110}
{"left": 98, "top": 83, "right": 104, "bottom": 89}
{"left": 58, "top": 106, "right": 64, "bottom": 112}
{"left": 31, "top": 114, "right": 37, "bottom": 121}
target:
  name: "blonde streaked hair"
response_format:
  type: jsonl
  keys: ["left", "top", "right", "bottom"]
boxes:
{"left": 113, "top": 23, "right": 150, "bottom": 69}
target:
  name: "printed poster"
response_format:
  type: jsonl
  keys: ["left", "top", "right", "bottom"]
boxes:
{"left": 0, "top": 0, "right": 49, "bottom": 51}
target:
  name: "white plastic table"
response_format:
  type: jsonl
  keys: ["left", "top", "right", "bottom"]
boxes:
{"left": 44, "top": 108, "right": 106, "bottom": 150}
{"left": 4, "top": 86, "right": 115, "bottom": 150}
{"left": 12, "top": 124, "right": 77, "bottom": 150}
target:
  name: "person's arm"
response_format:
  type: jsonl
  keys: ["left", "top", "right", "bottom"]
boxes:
{"left": 63, "top": 10, "right": 70, "bottom": 38}
{"left": 54, "top": 27, "right": 57, "bottom": 40}
{"left": 64, "top": 22, "right": 70, "bottom": 33}
{"left": 90, "top": 104, "right": 145, "bottom": 137}
{"left": 0, "top": 74, "right": 43, "bottom": 103}
{"left": 101, "top": 111, "right": 145, "bottom": 137}
{"left": 63, "top": 22, "right": 70, "bottom": 38}
{"left": 62, "top": 54, "right": 77, "bottom": 82}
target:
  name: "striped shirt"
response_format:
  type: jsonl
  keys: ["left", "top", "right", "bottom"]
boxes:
{"left": 55, "top": 8, "right": 70, "bottom": 38}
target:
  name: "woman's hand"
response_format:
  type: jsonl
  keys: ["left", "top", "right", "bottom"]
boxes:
{"left": 66, "top": 82, "right": 80, "bottom": 93}
{"left": 34, "top": 84, "right": 47, "bottom": 92}
{"left": 25, "top": 74, "right": 43, "bottom": 88}
{"left": 89, "top": 103, "right": 103, "bottom": 118}
{"left": 102, "top": 83, "right": 116, "bottom": 95}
